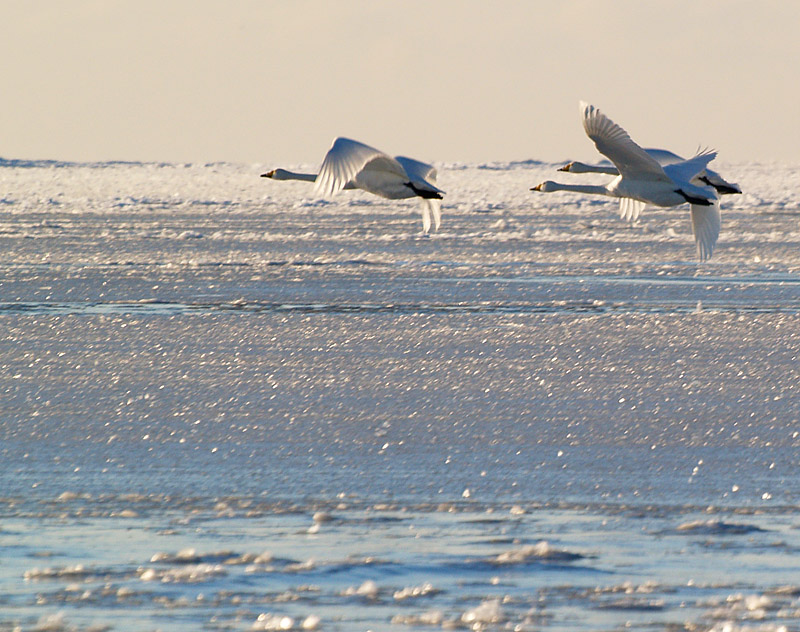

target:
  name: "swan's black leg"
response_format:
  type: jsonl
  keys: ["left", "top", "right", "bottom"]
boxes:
{"left": 675, "top": 189, "right": 714, "bottom": 206}
{"left": 404, "top": 182, "right": 443, "bottom": 200}
{"left": 698, "top": 176, "right": 740, "bottom": 195}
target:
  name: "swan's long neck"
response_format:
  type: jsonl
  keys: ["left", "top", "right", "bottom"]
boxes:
{"left": 545, "top": 182, "right": 612, "bottom": 196}
{"left": 269, "top": 169, "right": 317, "bottom": 182}
{"left": 567, "top": 162, "right": 617, "bottom": 175}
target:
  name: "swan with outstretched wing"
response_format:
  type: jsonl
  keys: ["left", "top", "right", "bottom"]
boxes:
{"left": 263, "top": 137, "right": 444, "bottom": 233}
{"left": 532, "top": 102, "right": 721, "bottom": 260}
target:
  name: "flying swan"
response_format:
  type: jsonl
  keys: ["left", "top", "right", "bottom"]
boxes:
{"left": 531, "top": 102, "right": 722, "bottom": 261}
{"left": 262, "top": 137, "right": 444, "bottom": 233}
{"left": 558, "top": 148, "right": 740, "bottom": 222}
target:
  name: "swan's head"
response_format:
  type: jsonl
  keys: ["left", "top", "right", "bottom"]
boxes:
{"left": 531, "top": 181, "right": 559, "bottom": 192}
{"left": 558, "top": 161, "right": 593, "bottom": 173}
{"left": 260, "top": 168, "right": 293, "bottom": 180}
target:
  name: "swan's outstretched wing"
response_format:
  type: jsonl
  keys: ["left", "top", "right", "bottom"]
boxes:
{"left": 690, "top": 199, "right": 721, "bottom": 261}
{"left": 644, "top": 148, "right": 684, "bottom": 166}
{"left": 663, "top": 150, "right": 717, "bottom": 186}
{"left": 314, "top": 137, "right": 406, "bottom": 197}
{"left": 619, "top": 197, "right": 646, "bottom": 222}
{"left": 580, "top": 102, "right": 669, "bottom": 182}
{"left": 419, "top": 198, "right": 442, "bottom": 233}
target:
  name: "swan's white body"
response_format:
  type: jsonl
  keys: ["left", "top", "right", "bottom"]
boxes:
{"left": 532, "top": 102, "right": 721, "bottom": 261}
{"left": 262, "top": 137, "right": 444, "bottom": 233}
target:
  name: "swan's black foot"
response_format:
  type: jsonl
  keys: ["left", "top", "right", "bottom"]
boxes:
{"left": 675, "top": 189, "right": 714, "bottom": 206}
{"left": 405, "top": 182, "right": 443, "bottom": 199}
{"left": 699, "top": 176, "right": 741, "bottom": 195}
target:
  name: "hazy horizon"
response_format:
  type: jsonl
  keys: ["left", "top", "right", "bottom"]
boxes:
{"left": 3, "top": 1, "right": 799, "bottom": 166}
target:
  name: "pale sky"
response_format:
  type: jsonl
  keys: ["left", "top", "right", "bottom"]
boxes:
{"left": 3, "top": 1, "right": 799, "bottom": 165}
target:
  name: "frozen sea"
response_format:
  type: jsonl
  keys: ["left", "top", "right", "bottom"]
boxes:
{"left": 1, "top": 157, "right": 799, "bottom": 632}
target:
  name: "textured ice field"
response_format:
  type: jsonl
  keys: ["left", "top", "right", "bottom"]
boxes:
{"left": 1, "top": 158, "right": 799, "bottom": 632}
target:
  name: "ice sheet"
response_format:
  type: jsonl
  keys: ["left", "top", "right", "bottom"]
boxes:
{"left": 1, "top": 158, "right": 799, "bottom": 631}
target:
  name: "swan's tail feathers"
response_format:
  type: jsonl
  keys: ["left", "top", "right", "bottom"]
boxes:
{"left": 619, "top": 197, "right": 646, "bottom": 222}
{"left": 690, "top": 199, "right": 721, "bottom": 262}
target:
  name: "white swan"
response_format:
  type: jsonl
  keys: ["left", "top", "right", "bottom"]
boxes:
{"left": 557, "top": 147, "right": 740, "bottom": 223}
{"left": 532, "top": 102, "right": 721, "bottom": 261}
{"left": 559, "top": 147, "right": 741, "bottom": 209}
{"left": 262, "top": 137, "right": 444, "bottom": 233}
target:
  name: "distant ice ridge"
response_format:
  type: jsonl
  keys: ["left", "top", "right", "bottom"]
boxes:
{"left": 705, "top": 623, "right": 789, "bottom": 632}
{"left": 138, "top": 563, "right": 226, "bottom": 583}
{"left": 392, "top": 598, "right": 510, "bottom": 628}
{"left": 1, "top": 156, "right": 798, "bottom": 266}
{"left": 24, "top": 564, "right": 95, "bottom": 581}
{"left": 491, "top": 540, "right": 585, "bottom": 564}
{"left": 672, "top": 519, "right": 767, "bottom": 535}
{"left": 393, "top": 582, "right": 441, "bottom": 600}
{"left": 252, "top": 613, "right": 321, "bottom": 630}
{"left": 461, "top": 598, "right": 505, "bottom": 625}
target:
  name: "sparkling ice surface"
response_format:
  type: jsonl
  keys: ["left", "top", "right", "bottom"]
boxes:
{"left": 1, "top": 158, "right": 799, "bottom": 631}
